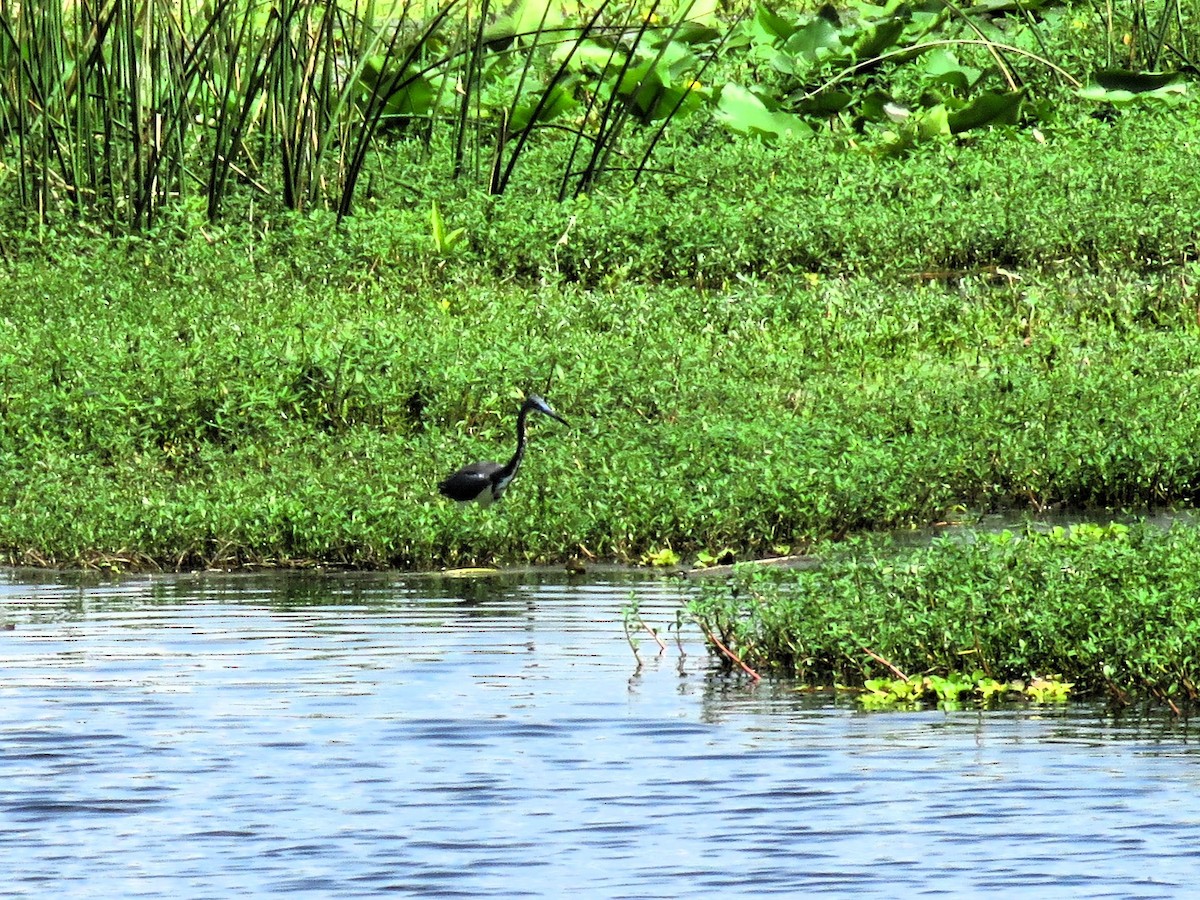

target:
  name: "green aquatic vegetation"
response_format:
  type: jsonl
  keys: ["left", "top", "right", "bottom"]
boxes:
{"left": 689, "top": 524, "right": 1200, "bottom": 708}
{"left": 0, "top": 106, "right": 1197, "bottom": 570}
{"left": 1023, "top": 674, "right": 1074, "bottom": 703}
{"left": 622, "top": 591, "right": 669, "bottom": 669}
{"left": 642, "top": 547, "right": 683, "bottom": 568}
{"left": 857, "top": 670, "right": 1071, "bottom": 709}
{"left": 2, "top": 239, "right": 1200, "bottom": 569}
{"left": 693, "top": 547, "right": 736, "bottom": 568}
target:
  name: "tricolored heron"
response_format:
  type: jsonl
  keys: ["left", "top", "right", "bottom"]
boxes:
{"left": 437, "top": 395, "right": 568, "bottom": 506}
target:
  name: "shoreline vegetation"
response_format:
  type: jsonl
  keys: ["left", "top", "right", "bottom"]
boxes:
{"left": 1, "top": 0, "right": 1198, "bottom": 704}
{"left": 687, "top": 522, "right": 1200, "bottom": 710}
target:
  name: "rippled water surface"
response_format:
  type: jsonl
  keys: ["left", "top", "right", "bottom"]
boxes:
{"left": 3, "top": 568, "right": 1200, "bottom": 898}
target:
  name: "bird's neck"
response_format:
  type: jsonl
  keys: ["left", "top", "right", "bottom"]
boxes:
{"left": 497, "top": 406, "right": 531, "bottom": 483}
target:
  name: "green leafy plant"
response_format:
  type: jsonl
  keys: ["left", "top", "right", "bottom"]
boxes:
{"left": 1023, "top": 674, "right": 1073, "bottom": 703}
{"left": 429, "top": 200, "right": 467, "bottom": 255}
{"left": 0, "top": 93, "right": 1197, "bottom": 578}
{"left": 691, "top": 523, "right": 1200, "bottom": 709}
{"left": 693, "top": 547, "right": 735, "bottom": 568}
{"left": 858, "top": 670, "right": 1069, "bottom": 709}
{"left": 642, "top": 546, "right": 681, "bottom": 567}
{"left": 1079, "top": 70, "right": 1191, "bottom": 106}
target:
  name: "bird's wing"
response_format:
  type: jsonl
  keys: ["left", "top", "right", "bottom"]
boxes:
{"left": 438, "top": 461, "right": 501, "bottom": 502}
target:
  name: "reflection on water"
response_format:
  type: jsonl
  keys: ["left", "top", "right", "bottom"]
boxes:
{"left": 2, "top": 568, "right": 1200, "bottom": 898}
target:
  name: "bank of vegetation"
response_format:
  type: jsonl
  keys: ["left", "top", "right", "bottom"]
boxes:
{"left": 5, "top": 109, "right": 1199, "bottom": 569}
{"left": 689, "top": 522, "right": 1200, "bottom": 708}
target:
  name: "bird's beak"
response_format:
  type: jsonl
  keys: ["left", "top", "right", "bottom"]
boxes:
{"left": 547, "top": 411, "right": 569, "bottom": 427}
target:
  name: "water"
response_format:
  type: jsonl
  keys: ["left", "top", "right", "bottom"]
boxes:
{"left": 3, "top": 568, "right": 1200, "bottom": 898}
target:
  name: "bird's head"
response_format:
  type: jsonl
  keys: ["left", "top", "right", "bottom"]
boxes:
{"left": 524, "top": 394, "right": 569, "bottom": 427}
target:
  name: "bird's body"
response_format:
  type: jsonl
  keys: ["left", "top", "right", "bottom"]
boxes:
{"left": 437, "top": 459, "right": 509, "bottom": 507}
{"left": 438, "top": 395, "right": 567, "bottom": 506}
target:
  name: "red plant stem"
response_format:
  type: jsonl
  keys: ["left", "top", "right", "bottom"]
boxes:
{"left": 639, "top": 615, "right": 667, "bottom": 652}
{"left": 696, "top": 621, "right": 761, "bottom": 682}
{"left": 862, "top": 646, "right": 908, "bottom": 681}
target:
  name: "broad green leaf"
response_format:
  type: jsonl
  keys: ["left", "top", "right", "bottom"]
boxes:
{"left": 903, "top": 8, "right": 947, "bottom": 41}
{"left": 845, "top": 0, "right": 910, "bottom": 17}
{"left": 1080, "top": 70, "right": 1189, "bottom": 104}
{"left": 649, "top": 81, "right": 706, "bottom": 119}
{"left": 640, "top": 38, "right": 697, "bottom": 77}
{"left": 946, "top": 89, "right": 1024, "bottom": 132}
{"left": 671, "top": 22, "right": 721, "bottom": 44}
{"left": 509, "top": 81, "right": 578, "bottom": 131}
{"left": 618, "top": 52, "right": 706, "bottom": 121}
{"left": 917, "top": 103, "right": 950, "bottom": 138}
{"left": 784, "top": 16, "right": 844, "bottom": 62}
{"left": 678, "top": 0, "right": 721, "bottom": 27}
{"left": 768, "top": 46, "right": 797, "bottom": 75}
{"left": 564, "top": 39, "right": 625, "bottom": 72}
{"left": 484, "top": 0, "right": 565, "bottom": 45}
{"left": 382, "top": 75, "right": 436, "bottom": 118}
{"left": 715, "top": 83, "right": 813, "bottom": 139}
{"left": 748, "top": 3, "right": 799, "bottom": 43}
{"left": 792, "top": 88, "right": 854, "bottom": 115}
{"left": 923, "top": 48, "right": 982, "bottom": 92}
{"left": 851, "top": 16, "right": 905, "bottom": 61}
{"left": 1092, "top": 69, "right": 1187, "bottom": 92}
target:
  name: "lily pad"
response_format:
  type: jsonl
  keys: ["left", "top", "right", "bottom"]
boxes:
{"left": 1080, "top": 70, "right": 1189, "bottom": 104}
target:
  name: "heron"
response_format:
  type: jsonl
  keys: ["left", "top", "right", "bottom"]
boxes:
{"left": 437, "top": 394, "right": 568, "bottom": 506}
